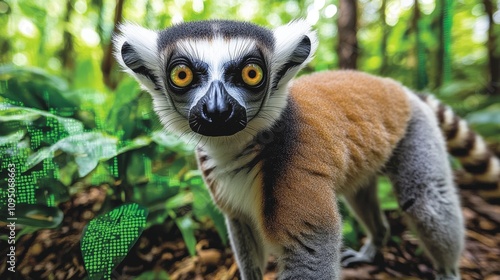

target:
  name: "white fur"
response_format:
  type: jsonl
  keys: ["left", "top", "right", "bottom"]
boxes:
{"left": 113, "top": 23, "right": 164, "bottom": 95}
{"left": 475, "top": 156, "right": 500, "bottom": 182}
{"left": 460, "top": 135, "right": 487, "bottom": 164}
{"left": 197, "top": 148, "right": 262, "bottom": 224}
{"left": 271, "top": 20, "right": 318, "bottom": 89}
{"left": 442, "top": 107, "right": 455, "bottom": 130}
{"left": 447, "top": 119, "right": 469, "bottom": 147}
{"left": 246, "top": 20, "right": 318, "bottom": 146}
{"left": 424, "top": 95, "right": 440, "bottom": 112}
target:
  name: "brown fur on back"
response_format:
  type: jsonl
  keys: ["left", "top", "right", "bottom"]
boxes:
{"left": 262, "top": 70, "right": 411, "bottom": 243}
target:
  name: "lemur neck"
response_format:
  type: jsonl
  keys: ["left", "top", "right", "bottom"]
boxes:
{"left": 200, "top": 133, "right": 257, "bottom": 163}
{"left": 197, "top": 97, "right": 297, "bottom": 168}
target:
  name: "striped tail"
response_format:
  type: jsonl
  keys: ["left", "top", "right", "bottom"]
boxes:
{"left": 418, "top": 94, "right": 500, "bottom": 197}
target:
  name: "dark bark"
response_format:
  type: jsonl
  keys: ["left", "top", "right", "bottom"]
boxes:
{"left": 483, "top": 0, "right": 500, "bottom": 95}
{"left": 413, "top": 0, "right": 428, "bottom": 89}
{"left": 59, "top": 0, "right": 75, "bottom": 71}
{"left": 434, "top": 0, "right": 444, "bottom": 88}
{"left": 434, "top": 0, "right": 453, "bottom": 88}
{"left": 102, "top": 0, "right": 125, "bottom": 90}
{"left": 379, "top": 0, "right": 388, "bottom": 75}
{"left": 337, "top": 0, "right": 358, "bottom": 69}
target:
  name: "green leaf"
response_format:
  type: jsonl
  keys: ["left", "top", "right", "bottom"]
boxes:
{"left": 26, "top": 132, "right": 118, "bottom": 176}
{"left": 81, "top": 203, "right": 148, "bottom": 280}
{"left": 116, "top": 136, "right": 152, "bottom": 155}
{"left": 151, "top": 131, "right": 195, "bottom": 154}
{"left": 165, "top": 192, "right": 193, "bottom": 210}
{"left": 0, "top": 104, "right": 84, "bottom": 135}
{"left": 0, "top": 130, "right": 25, "bottom": 145}
{"left": 0, "top": 66, "right": 77, "bottom": 113}
{"left": 175, "top": 216, "right": 197, "bottom": 256}
{"left": 112, "top": 77, "right": 142, "bottom": 110}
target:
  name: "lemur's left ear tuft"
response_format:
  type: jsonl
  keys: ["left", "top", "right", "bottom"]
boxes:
{"left": 271, "top": 20, "right": 318, "bottom": 90}
{"left": 113, "top": 23, "right": 162, "bottom": 92}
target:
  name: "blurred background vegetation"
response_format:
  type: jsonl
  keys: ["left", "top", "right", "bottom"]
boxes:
{"left": 0, "top": 0, "right": 499, "bottom": 278}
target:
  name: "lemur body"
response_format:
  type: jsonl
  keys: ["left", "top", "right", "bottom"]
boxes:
{"left": 198, "top": 70, "right": 411, "bottom": 245}
{"left": 115, "top": 20, "right": 500, "bottom": 280}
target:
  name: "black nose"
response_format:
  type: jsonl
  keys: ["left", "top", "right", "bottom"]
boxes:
{"left": 202, "top": 94, "right": 233, "bottom": 123}
{"left": 189, "top": 81, "right": 247, "bottom": 136}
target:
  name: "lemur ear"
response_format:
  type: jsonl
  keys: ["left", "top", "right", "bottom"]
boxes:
{"left": 113, "top": 23, "right": 162, "bottom": 93}
{"left": 271, "top": 20, "right": 318, "bottom": 90}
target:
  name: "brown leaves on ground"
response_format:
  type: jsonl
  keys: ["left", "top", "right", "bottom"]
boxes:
{"left": 0, "top": 188, "right": 499, "bottom": 280}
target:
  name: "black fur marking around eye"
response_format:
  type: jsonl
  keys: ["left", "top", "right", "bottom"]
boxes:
{"left": 157, "top": 20, "right": 274, "bottom": 51}
{"left": 272, "top": 36, "right": 311, "bottom": 90}
{"left": 166, "top": 56, "right": 208, "bottom": 94}
{"left": 121, "top": 42, "right": 161, "bottom": 89}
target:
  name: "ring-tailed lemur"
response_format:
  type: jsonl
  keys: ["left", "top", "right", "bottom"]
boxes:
{"left": 114, "top": 19, "right": 500, "bottom": 280}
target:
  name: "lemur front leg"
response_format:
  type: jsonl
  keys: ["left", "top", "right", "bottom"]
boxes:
{"left": 341, "top": 176, "right": 389, "bottom": 267}
{"left": 226, "top": 216, "right": 267, "bottom": 280}
{"left": 277, "top": 218, "right": 342, "bottom": 280}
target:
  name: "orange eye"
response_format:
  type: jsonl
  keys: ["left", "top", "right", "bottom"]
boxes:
{"left": 241, "top": 63, "right": 263, "bottom": 86}
{"left": 170, "top": 65, "right": 193, "bottom": 87}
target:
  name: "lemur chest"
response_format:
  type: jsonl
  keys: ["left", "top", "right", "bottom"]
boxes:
{"left": 196, "top": 148, "right": 263, "bottom": 220}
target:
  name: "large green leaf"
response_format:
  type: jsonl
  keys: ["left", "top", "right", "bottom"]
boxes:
{"left": 0, "top": 66, "right": 76, "bottom": 113}
{"left": 26, "top": 132, "right": 118, "bottom": 176}
{"left": 0, "top": 104, "right": 84, "bottom": 136}
{"left": 81, "top": 203, "right": 148, "bottom": 280}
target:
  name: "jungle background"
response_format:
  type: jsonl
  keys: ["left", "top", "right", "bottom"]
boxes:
{"left": 0, "top": 0, "right": 499, "bottom": 279}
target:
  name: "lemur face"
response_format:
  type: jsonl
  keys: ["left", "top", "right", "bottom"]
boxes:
{"left": 159, "top": 24, "right": 274, "bottom": 137}
{"left": 115, "top": 20, "right": 317, "bottom": 145}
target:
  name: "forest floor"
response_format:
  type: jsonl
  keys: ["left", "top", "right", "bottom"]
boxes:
{"left": 0, "top": 185, "right": 499, "bottom": 280}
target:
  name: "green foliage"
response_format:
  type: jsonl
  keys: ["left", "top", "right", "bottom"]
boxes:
{"left": 377, "top": 177, "right": 398, "bottom": 211}
{"left": 81, "top": 203, "right": 148, "bottom": 280}
{"left": 0, "top": 65, "right": 226, "bottom": 274}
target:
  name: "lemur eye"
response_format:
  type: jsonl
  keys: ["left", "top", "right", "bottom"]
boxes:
{"left": 241, "top": 63, "right": 263, "bottom": 86}
{"left": 170, "top": 65, "right": 193, "bottom": 87}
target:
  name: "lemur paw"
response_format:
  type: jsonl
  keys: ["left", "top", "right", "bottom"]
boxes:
{"left": 341, "top": 242, "right": 384, "bottom": 267}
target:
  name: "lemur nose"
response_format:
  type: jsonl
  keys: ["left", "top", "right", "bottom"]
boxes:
{"left": 201, "top": 81, "right": 234, "bottom": 123}
{"left": 203, "top": 99, "right": 233, "bottom": 123}
{"left": 189, "top": 80, "right": 247, "bottom": 136}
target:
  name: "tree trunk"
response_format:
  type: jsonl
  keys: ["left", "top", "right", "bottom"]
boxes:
{"left": 102, "top": 0, "right": 125, "bottom": 90}
{"left": 59, "top": 0, "right": 75, "bottom": 72}
{"left": 435, "top": 0, "right": 453, "bottom": 88}
{"left": 442, "top": 0, "right": 453, "bottom": 84}
{"left": 413, "top": 0, "right": 428, "bottom": 90}
{"left": 379, "top": 0, "right": 388, "bottom": 75}
{"left": 483, "top": 0, "right": 500, "bottom": 95}
{"left": 337, "top": 0, "right": 358, "bottom": 69}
